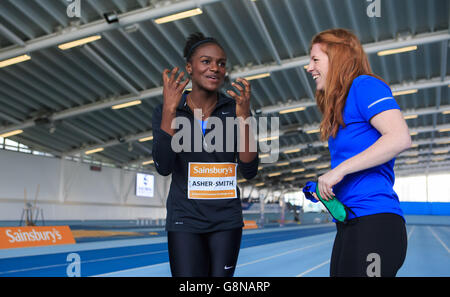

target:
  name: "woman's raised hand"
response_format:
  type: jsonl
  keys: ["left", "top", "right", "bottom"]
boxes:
{"left": 162, "top": 67, "right": 190, "bottom": 112}
{"left": 227, "top": 77, "right": 251, "bottom": 119}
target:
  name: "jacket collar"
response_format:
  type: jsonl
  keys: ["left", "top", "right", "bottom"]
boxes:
{"left": 177, "top": 90, "right": 234, "bottom": 113}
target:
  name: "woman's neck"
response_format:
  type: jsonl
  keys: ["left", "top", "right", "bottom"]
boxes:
{"left": 189, "top": 86, "right": 218, "bottom": 108}
{"left": 187, "top": 87, "right": 218, "bottom": 120}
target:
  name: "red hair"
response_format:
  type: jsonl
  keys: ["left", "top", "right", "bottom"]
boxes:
{"left": 310, "top": 29, "right": 382, "bottom": 140}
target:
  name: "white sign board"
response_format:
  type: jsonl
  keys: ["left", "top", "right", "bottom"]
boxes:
{"left": 136, "top": 173, "right": 154, "bottom": 198}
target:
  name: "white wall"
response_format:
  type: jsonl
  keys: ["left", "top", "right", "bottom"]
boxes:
{"left": 0, "top": 149, "right": 170, "bottom": 221}
{"left": 394, "top": 173, "right": 450, "bottom": 202}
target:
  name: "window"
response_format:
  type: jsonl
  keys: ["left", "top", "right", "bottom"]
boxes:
{"left": 394, "top": 173, "right": 450, "bottom": 202}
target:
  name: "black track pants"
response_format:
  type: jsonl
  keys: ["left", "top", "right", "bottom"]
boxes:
{"left": 330, "top": 213, "right": 407, "bottom": 277}
{"left": 167, "top": 228, "right": 242, "bottom": 277}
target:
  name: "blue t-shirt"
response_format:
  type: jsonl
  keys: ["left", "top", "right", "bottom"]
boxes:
{"left": 328, "top": 75, "right": 404, "bottom": 220}
{"left": 197, "top": 119, "right": 208, "bottom": 135}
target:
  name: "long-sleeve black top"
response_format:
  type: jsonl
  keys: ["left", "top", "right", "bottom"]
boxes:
{"left": 152, "top": 91, "right": 259, "bottom": 233}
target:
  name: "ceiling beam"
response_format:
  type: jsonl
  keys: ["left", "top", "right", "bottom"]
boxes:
{"left": 62, "top": 130, "right": 153, "bottom": 157}
{"left": 243, "top": 0, "right": 281, "bottom": 65}
{"left": 3, "top": 97, "right": 450, "bottom": 159}
{"left": 0, "top": 71, "right": 448, "bottom": 135}
{"left": 0, "top": 0, "right": 222, "bottom": 61}
{"left": 0, "top": 24, "right": 25, "bottom": 47}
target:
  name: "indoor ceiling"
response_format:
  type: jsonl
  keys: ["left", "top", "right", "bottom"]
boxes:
{"left": 0, "top": 0, "right": 449, "bottom": 192}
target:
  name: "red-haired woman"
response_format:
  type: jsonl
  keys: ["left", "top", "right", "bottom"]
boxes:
{"left": 306, "top": 29, "right": 411, "bottom": 277}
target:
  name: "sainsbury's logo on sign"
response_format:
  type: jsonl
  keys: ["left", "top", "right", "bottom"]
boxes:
{"left": 0, "top": 226, "right": 75, "bottom": 249}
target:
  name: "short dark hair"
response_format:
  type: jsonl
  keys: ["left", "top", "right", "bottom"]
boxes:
{"left": 183, "top": 32, "right": 224, "bottom": 62}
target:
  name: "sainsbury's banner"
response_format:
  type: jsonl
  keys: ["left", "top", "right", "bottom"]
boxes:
{"left": 0, "top": 226, "right": 75, "bottom": 249}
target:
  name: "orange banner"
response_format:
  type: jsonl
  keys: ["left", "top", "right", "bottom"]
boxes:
{"left": 189, "top": 163, "right": 236, "bottom": 178}
{"left": 243, "top": 220, "right": 258, "bottom": 230}
{"left": 0, "top": 226, "right": 75, "bottom": 249}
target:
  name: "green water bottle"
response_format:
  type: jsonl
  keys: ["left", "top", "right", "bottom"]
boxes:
{"left": 314, "top": 184, "right": 349, "bottom": 223}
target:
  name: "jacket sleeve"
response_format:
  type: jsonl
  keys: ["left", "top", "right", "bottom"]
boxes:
{"left": 238, "top": 153, "right": 259, "bottom": 180}
{"left": 152, "top": 104, "right": 176, "bottom": 176}
{"left": 236, "top": 108, "right": 259, "bottom": 180}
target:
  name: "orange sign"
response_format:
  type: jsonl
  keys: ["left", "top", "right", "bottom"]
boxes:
{"left": 0, "top": 226, "right": 75, "bottom": 249}
{"left": 188, "top": 162, "right": 238, "bottom": 199}
{"left": 243, "top": 220, "right": 258, "bottom": 229}
{"left": 189, "top": 163, "right": 236, "bottom": 178}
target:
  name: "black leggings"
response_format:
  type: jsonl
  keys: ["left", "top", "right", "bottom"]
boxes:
{"left": 330, "top": 213, "right": 407, "bottom": 277}
{"left": 167, "top": 228, "right": 242, "bottom": 277}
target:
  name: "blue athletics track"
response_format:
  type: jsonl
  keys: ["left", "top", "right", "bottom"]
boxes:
{"left": 0, "top": 215, "right": 449, "bottom": 277}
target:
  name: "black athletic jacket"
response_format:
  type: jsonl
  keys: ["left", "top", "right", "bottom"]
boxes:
{"left": 152, "top": 91, "right": 259, "bottom": 233}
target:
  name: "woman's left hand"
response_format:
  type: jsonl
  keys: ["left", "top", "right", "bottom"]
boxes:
{"left": 227, "top": 77, "right": 251, "bottom": 119}
{"left": 317, "top": 166, "right": 346, "bottom": 201}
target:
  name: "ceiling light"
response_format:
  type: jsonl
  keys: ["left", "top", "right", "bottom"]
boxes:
{"left": 304, "top": 173, "right": 317, "bottom": 178}
{"left": 138, "top": 136, "right": 153, "bottom": 142}
{"left": 404, "top": 114, "right": 418, "bottom": 120}
{"left": 305, "top": 129, "right": 320, "bottom": 134}
{"left": 279, "top": 106, "right": 306, "bottom": 114}
{"left": 284, "top": 148, "right": 301, "bottom": 154}
{"left": 0, "top": 129, "right": 23, "bottom": 138}
{"left": 377, "top": 45, "right": 418, "bottom": 56}
{"left": 255, "top": 182, "right": 265, "bottom": 187}
{"left": 393, "top": 89, "right": 418, "bottom": 96}
{"left": 111, "top": 100, "right": 142, "bottom": 110}
{"left": 316, "top": 164, "right": 330, "bottom": 169}
{"left": 258, "top": 135, "right": 279, "bottom": 142}
{"left": 435, "top": 139, "right": 450, "bottom": 145}
{"left": 283, "top": 177, "right": 295, "bottom": 181}
{"left": 268, "top": 172, "right": 281, "bottom": 177}
{"left": 433, "top": 149, "right": 448, "bottom": 155}
{"left": 244, "top": 72, "right": 271, "bottom": 81}
{"left": 85, "top": 147, "right": 104, "bottom": 155}
{"left": 291, "top": 168, "right": 305, "bottom": 173}
{"left": 154, "top": 8, "right": 203, "bottom": 24}
{"left": 439, "top": 128, "right": 450, "bottom": 132}
{"left": 432, "top": 156, "right": 447, "bottom": 162}
{"left": 302, "top": 157, "right": 318, "bottom": 162}
{"left": 0, "top": 55, "right": 31, "bottom": 68}
{"left": 142, "top": 160, "right": 154, "bottom": 165}
{"left": 276, "top": 162, "right": 290, "bottom": 166}
{"left": 58, "top": 35, "right": 102, "bottom": 50}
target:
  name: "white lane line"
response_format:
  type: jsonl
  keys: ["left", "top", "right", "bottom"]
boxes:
{"left": 407, "top": 225, "right": 415, "bottom": 241}
{"left": 0, "top": 262, "right": 69, "bottom": 276}
{"left": 428, "top": 226, "right": 450, "bottom": 254}
{"left": 93, "top": 232, "right": 336, "bottom": 276}
{"left": 95, "top": 239, "right": 334, "bottom": 276}
{"left": 237, "top": 239, "right": 333, "bottom": 268}
{"left": 0, "top": 249, "right": 166, "bottom": 275}
{"left": 296, "top": 259, "right": 330, "bottom": 277}
{"left": 93, "top": 261, "right": 170, "bottom": 277}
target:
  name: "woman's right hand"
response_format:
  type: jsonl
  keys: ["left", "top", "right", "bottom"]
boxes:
{"left": 160, "top": 67, "right": 190, "bottom": 136}
{"left": 162, "top": 67, "right": 190, "bottom": 112}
